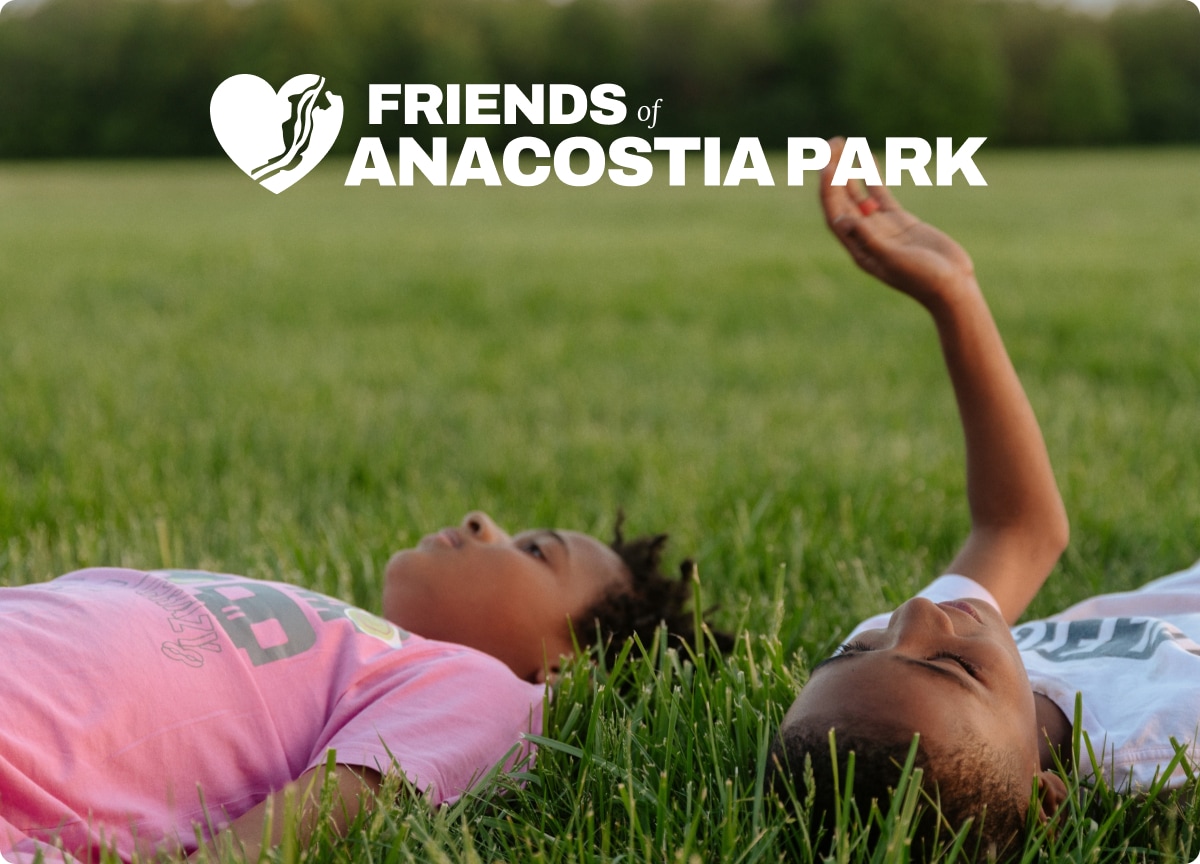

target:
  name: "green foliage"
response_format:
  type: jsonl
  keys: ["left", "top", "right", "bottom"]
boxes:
{"left": 2, "top": 151, "right": 1200, "bottom": 860}
{"left": 3, "top": 0, "right": 1200, "bottom": 156}
{"left": 1109, "top": 2, "right": 1200, "bottom": 142}
{"left": 815, "top": 0, "right": 1007, "bottom": 140}
{"left": 1044, "top": 33, "right": 1127, "bottom": 145}
{"left": 985, "top": 4, "right": 1130, "bottom": 146}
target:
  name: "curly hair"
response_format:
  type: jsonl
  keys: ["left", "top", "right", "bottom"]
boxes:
{"left": 575, "top": 513, "right": 735, "bottom": 665}
{"left": 767, "top": 719, "right": 1029, "bottom": 862}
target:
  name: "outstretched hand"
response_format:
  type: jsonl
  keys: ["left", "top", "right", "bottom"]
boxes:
{"left": 820, "top": 137, "right": 975, "bottom": 308}
{"left": 817, "top": 137, "right": 1068, "bottom": 624}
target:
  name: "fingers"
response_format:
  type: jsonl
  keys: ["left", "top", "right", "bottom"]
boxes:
{"left": 820, "top": 136, "right": 906, "bottom": 231}
{"left": 819, "top": 137, "right": 857, "bottom": 230}
{"left": 820, "top": 138, "right": 879, "bottom": 267}
{"left": 819, "top": 138, "right": 906, "bottom": 286}
{"left": 835, "top": 220, "right": 888, "bottom": 282}
{"left": 862, "top": 180, "right": 902, "bottom": 216}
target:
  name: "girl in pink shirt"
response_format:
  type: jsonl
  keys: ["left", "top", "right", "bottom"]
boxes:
{"left": 0, "top": 511, "right": 709, "bottom": 863}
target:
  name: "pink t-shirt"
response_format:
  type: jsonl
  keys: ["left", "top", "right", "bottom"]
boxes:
{"left": 0, "top": 568, "right": 545, "bottom": 863}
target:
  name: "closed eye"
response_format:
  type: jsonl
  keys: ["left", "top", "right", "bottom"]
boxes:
{"left": 812, "top": 640, "right": 979, "bottom": 682}
{"left": 931, "top": 651, "right": 979, "bottom": 679}
{"left": 809, "top": 639, "right": 875, "bottom": 673}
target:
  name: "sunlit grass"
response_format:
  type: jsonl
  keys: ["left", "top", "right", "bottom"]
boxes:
{"left": 2, "top": 149, "right": 1199, "bottom": 861}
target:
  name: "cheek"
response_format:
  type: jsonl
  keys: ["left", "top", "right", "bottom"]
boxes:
{"left": 982, "top": 643, "right": 1036, "bottom": 712}
{"left": 389, "top": 551, "right": 570, "bottom": 663}
{"left": 478, "top": 581, "right": 571, "bottom": 658}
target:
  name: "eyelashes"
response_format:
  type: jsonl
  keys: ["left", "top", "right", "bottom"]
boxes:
{"left": 932, "top": 651, "right": 979, "bottom": 679}
{"left": 832, "top": 640, "right": 979, "bottom": 679}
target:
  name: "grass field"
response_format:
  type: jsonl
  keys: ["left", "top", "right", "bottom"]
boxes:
{"left": 2, "top": 150, "right": 1200, "bottom": 862}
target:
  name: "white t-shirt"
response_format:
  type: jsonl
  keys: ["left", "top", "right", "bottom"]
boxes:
{"left": 843, "top": 564, "right": 1200, "bottom": 792}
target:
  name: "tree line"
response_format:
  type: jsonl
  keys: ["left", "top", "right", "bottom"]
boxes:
{"left": 1, "top": 0, "right": 1198, "bottom": 158}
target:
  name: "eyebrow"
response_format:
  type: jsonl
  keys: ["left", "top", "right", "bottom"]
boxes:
{"left": 809, "top": 651, "right": 975, "bottom": 694}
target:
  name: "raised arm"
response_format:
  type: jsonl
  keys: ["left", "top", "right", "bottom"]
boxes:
{"left": 820, "top": 137, "right": 1068, "bottom": 623}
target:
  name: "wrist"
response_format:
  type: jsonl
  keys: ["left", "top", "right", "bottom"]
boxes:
{"left": 920, "top": 273, "right": 984, "bottom": 321}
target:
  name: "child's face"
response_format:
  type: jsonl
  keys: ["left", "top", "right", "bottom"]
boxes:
{"left": 781, "top": 595, "right": 1042, "bottom": 780}
{"left": 382, "top": 511, "right": 630, "bottom": 682}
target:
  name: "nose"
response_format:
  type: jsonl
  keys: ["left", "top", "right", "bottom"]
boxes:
{"left": 887, "top": 596, "right": 955, "bottom": 647}
{"left": 461, "top": 511, "right": 511, "bottom": 544}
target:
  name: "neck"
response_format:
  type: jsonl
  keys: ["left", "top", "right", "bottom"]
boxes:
{"left": 1034, "top": 692, "right": 1073, "bottom": 771}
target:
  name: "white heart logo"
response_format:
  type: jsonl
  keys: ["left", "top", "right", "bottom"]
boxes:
{"left": 210, "top": 74, "right": 343, "bottom": 194}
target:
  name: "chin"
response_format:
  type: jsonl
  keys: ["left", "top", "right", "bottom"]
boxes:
{"left": 384, "top": 547, "right": 421, "bottom": 582}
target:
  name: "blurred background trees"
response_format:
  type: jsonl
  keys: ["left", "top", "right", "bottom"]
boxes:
{"left": 0, "top": 0, "right": 1197, "bottom": 157}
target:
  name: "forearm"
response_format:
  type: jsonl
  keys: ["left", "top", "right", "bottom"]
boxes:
{"left": 818, "top": 136, "right": 1067, "bottom": 621}
{"left": 929, "top": 278, "right": 1068, "bottom": 621}
{"left": 187, "top": 764, "right": 382, "bottom": 863}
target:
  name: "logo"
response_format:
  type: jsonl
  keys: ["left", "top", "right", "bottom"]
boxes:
{"left": 210, "top": 74, "right": 343, "bottom": 193}
{"left": 208, "top": 78, "right": 988, "bottom": 189}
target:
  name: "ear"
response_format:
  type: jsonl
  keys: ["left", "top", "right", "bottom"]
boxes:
{"left": 1033, "top": 770, "right": 1069, "bottom": 823}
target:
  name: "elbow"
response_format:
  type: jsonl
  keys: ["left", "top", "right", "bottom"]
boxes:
{"left": 1051, "top": 504, "right": 1070, "bottom": 556}
{"left": 1033, "top": 498, "right": 1070, "bottom": 573}
{"left": 1052, "top": 506, "right": 1070, "bottom": 558}
{"left": 1048, "top": 488, "right": 1070, "bottom": 555}
{"left": 991, "top": 498, "right": 1069, "bottom": 580}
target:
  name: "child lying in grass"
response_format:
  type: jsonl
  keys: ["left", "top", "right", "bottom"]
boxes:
{"left": 771, "top": 138, "right": 1199, "bottom": 858}
{"left": 0, "top": 511, "right": 701, "bottom": 863}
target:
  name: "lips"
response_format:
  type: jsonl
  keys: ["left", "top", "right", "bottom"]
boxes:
{"left": 939, "top": 600, "right": 982, "bottom": 624}
{"left": 420, "top": 527, "right": 463, "bottom": 549}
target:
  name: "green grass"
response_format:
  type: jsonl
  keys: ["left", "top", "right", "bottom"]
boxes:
{"left": 2, "top": 149, "right": 1200, "bottom": 862}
